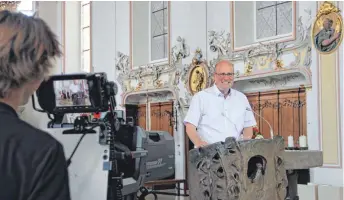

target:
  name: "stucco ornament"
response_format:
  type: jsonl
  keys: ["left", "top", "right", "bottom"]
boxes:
{"left": 171, "top": 36, "right": 190, "bottom": 86}
{"left": 115, "top": 51, "right": 130, "bottom": 92}
{"left": 171, "top": 36, "right": 190, "bottom": 66}
{"left": 208, "top": 30, "right": 231, "bottom": 57}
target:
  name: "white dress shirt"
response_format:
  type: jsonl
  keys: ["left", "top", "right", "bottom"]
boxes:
{"left": 69, "top": 83, "right": 80, "bottom": 94}
{"left": 184, "top": 85, "right": 257, "bottom": 144}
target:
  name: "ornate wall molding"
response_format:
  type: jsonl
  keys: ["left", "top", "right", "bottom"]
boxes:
{"left": 206, "top": 8, "right": 314, "bottom": 93}
{"left": 177, "top": 48, "right": 215, "bottom": 105}
{"left": 234, "top": 69, "right": 312, "bottom": 93}
{"left": 115, "top": 36, "right": 190, "bottom": 94}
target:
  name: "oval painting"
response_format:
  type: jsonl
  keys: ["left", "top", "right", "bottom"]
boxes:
{"left": 312, "top": 11, "right": 343, "bottom": 54}
{"left": 188, "top": 64, "right": 208, "bottom": 95}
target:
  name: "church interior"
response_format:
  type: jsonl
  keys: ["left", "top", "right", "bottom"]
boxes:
{"left": 10, "top": 1, "right": 344, "bottom": 200}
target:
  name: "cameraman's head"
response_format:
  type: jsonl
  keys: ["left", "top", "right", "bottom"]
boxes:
{"left": 0, "top": 10, "right": 61, "bottom": 110}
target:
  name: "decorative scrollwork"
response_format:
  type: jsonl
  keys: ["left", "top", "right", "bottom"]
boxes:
{"left": 150, "top": 110, "right": 172, "bottom": 118}
{"left": 208, "top": 30, "right": 231, "bottom": 58}
{"left": 316, "top": 1, "right": 340, "bottom": 19}
{"left": 115, "top": 51, "right": 130, "bottom": 92}
{"left": 171, "top": 36, "right": 190, "bottom": 66}
{"left": 250, "top": 99, "right": 307, "bottom": 111}
{"left": 249, "top": 75, "right": 299, "bottom": 88}
{"left": 115, "top": 51, "right": 130, "bottom": 75}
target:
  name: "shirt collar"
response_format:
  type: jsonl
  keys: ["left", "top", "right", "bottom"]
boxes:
{"left": 0, "top": 102, "right": 19, "bottom": 118}
{"left": 211, "top": 84, "right": 233, "bottom": 97}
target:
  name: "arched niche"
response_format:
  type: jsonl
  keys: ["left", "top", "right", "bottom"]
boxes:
{"left": 123, "top": 89, "right": 177, "bottom": 130}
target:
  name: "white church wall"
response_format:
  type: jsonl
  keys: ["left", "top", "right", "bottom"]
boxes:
{"left": 64, "top": 2, "right": 81, "bottom": 74}
{"left": 20, "top": 1, "right": 64, "bottom": 128}
{"left": 90, "top": 1, "right": 343, "bottom": 188}
{"left": 92, "top": 1, "right": 129, "bottom": 110}
{"left": 21, "top": 2, "right": 84, "bottom": 128}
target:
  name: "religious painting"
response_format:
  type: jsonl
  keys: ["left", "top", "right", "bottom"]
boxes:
{"left": 184, "top": 48, "right": 213, "bottom": 96}
{"left": 312, "top": 1, "right": 343, "bottom": 54}
{"left": 187, "top": 64, "right": 209, "bottom": 95}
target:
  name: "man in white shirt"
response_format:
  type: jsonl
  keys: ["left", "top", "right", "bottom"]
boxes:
{"left": 69, "top": 80, "right": 80, "bottom": 94}
{"left": 184, "top": 59, "right": 256, "bottom": 147}
{"left": 69, "top": 80, "right": 81, "bottom": 105}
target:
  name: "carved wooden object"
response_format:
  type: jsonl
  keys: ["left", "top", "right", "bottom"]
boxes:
{"left": 188, "top": 136, "right": 323, "bottom": 200}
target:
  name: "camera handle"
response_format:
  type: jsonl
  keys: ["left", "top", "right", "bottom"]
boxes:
{"left": 63, "top": 116, "right": 96, "bottom": 135}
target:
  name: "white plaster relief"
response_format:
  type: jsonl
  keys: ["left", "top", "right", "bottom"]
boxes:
{"left": 204, "top": 8, "right": 314, "bottom": 94}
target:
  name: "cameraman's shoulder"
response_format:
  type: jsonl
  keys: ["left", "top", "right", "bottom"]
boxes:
{"left": 18, "top": 119, "right": 63, "bottom": 149}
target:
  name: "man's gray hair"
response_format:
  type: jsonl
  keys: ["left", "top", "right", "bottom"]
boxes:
{"left": 0, "top": 10, "right": 61, "bottom": 98}
{"left": 213, "top": 56, "right": 234, "bottom": 70}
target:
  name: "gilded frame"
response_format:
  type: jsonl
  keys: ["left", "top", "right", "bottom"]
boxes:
{"left": 311, "top": 1, "right": 343, "bottom": 55}
{"left": 185, "top": 62, "right": 212, "bottom": 96}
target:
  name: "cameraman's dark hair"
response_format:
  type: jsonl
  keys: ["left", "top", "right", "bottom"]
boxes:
{"left": 0, "top": 10, "right": 61, "bottom": 98}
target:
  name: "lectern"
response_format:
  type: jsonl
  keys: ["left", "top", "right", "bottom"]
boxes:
{"left": 188, "top": 136, "right": 323, "bottom": 200}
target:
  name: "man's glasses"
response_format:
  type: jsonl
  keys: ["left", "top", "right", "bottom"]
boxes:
{"left": 215, "top": 73, "right": 235, "bottom": 77}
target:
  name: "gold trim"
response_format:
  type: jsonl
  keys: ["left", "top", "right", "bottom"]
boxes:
{"left": 186, "top": 63, "right": 209, "bottom": 96}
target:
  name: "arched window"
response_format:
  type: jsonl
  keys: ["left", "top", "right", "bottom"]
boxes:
{"left": 81, "top": 1, "right": 91, "bottom": 72}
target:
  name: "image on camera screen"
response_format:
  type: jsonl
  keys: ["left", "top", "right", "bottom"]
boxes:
{"left": 53, "top": 79, "right": 92, "bottom": 107}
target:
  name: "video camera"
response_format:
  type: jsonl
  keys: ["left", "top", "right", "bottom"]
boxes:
{"left": 33, "top": 72, "right": 117, "bottom": 124}
{"left": 32, "top": 72, "right": 151, "bottom": 200}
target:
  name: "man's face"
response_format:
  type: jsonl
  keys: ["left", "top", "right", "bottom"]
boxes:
{"left": 214, "top": 61, "right": 234, "bottom": 92}
{"left": 323, "top": 19, "right": 332, "bottom": 30}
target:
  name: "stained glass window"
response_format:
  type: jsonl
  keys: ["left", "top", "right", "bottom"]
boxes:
{"left": 150, "top": 1, "right": 168, "bottom": 62}
{"left": 81, "top": 1, "right": 91, "bottom": 72}
{"left": 256, "top": 1, "right": 292, "bottom": 40}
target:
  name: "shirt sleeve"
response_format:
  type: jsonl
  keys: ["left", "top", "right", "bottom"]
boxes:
{"left": 244, "top": 97, "right": 257, "bottom": 128}
{"left": 183, "top": 93, "right": 202, "bottom": 127}
{"left": 28, "top": 140, "right": 71, "bottom": 200}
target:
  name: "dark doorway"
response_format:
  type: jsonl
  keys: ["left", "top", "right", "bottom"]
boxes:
{"left": 125, "top": 104, "right": 139, "bottom": 126}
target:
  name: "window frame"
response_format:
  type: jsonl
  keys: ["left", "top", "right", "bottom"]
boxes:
{"left": 80, "top": 1, "right": 92, "bottom": 73}
{"left": 148, "top": 1, "right": 169, "bottom": 64}
{"left": 253, "top": 1, "right": 294, "bottom": 43}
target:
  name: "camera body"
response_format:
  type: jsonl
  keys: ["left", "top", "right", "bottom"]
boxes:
{"left": 33, "top": 72, "right": 150, "bottom": 200}
{"left": 36, "top": 72, "right": 116, "bottom": 114}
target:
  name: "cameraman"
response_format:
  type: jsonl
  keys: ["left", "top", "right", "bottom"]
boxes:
{"left": 0, "top": 10, "right": 71, "bottom": 200}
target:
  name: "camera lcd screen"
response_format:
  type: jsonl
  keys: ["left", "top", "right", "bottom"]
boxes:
{"left": 53, "top": 79, "right": 91, "bottom": 107}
